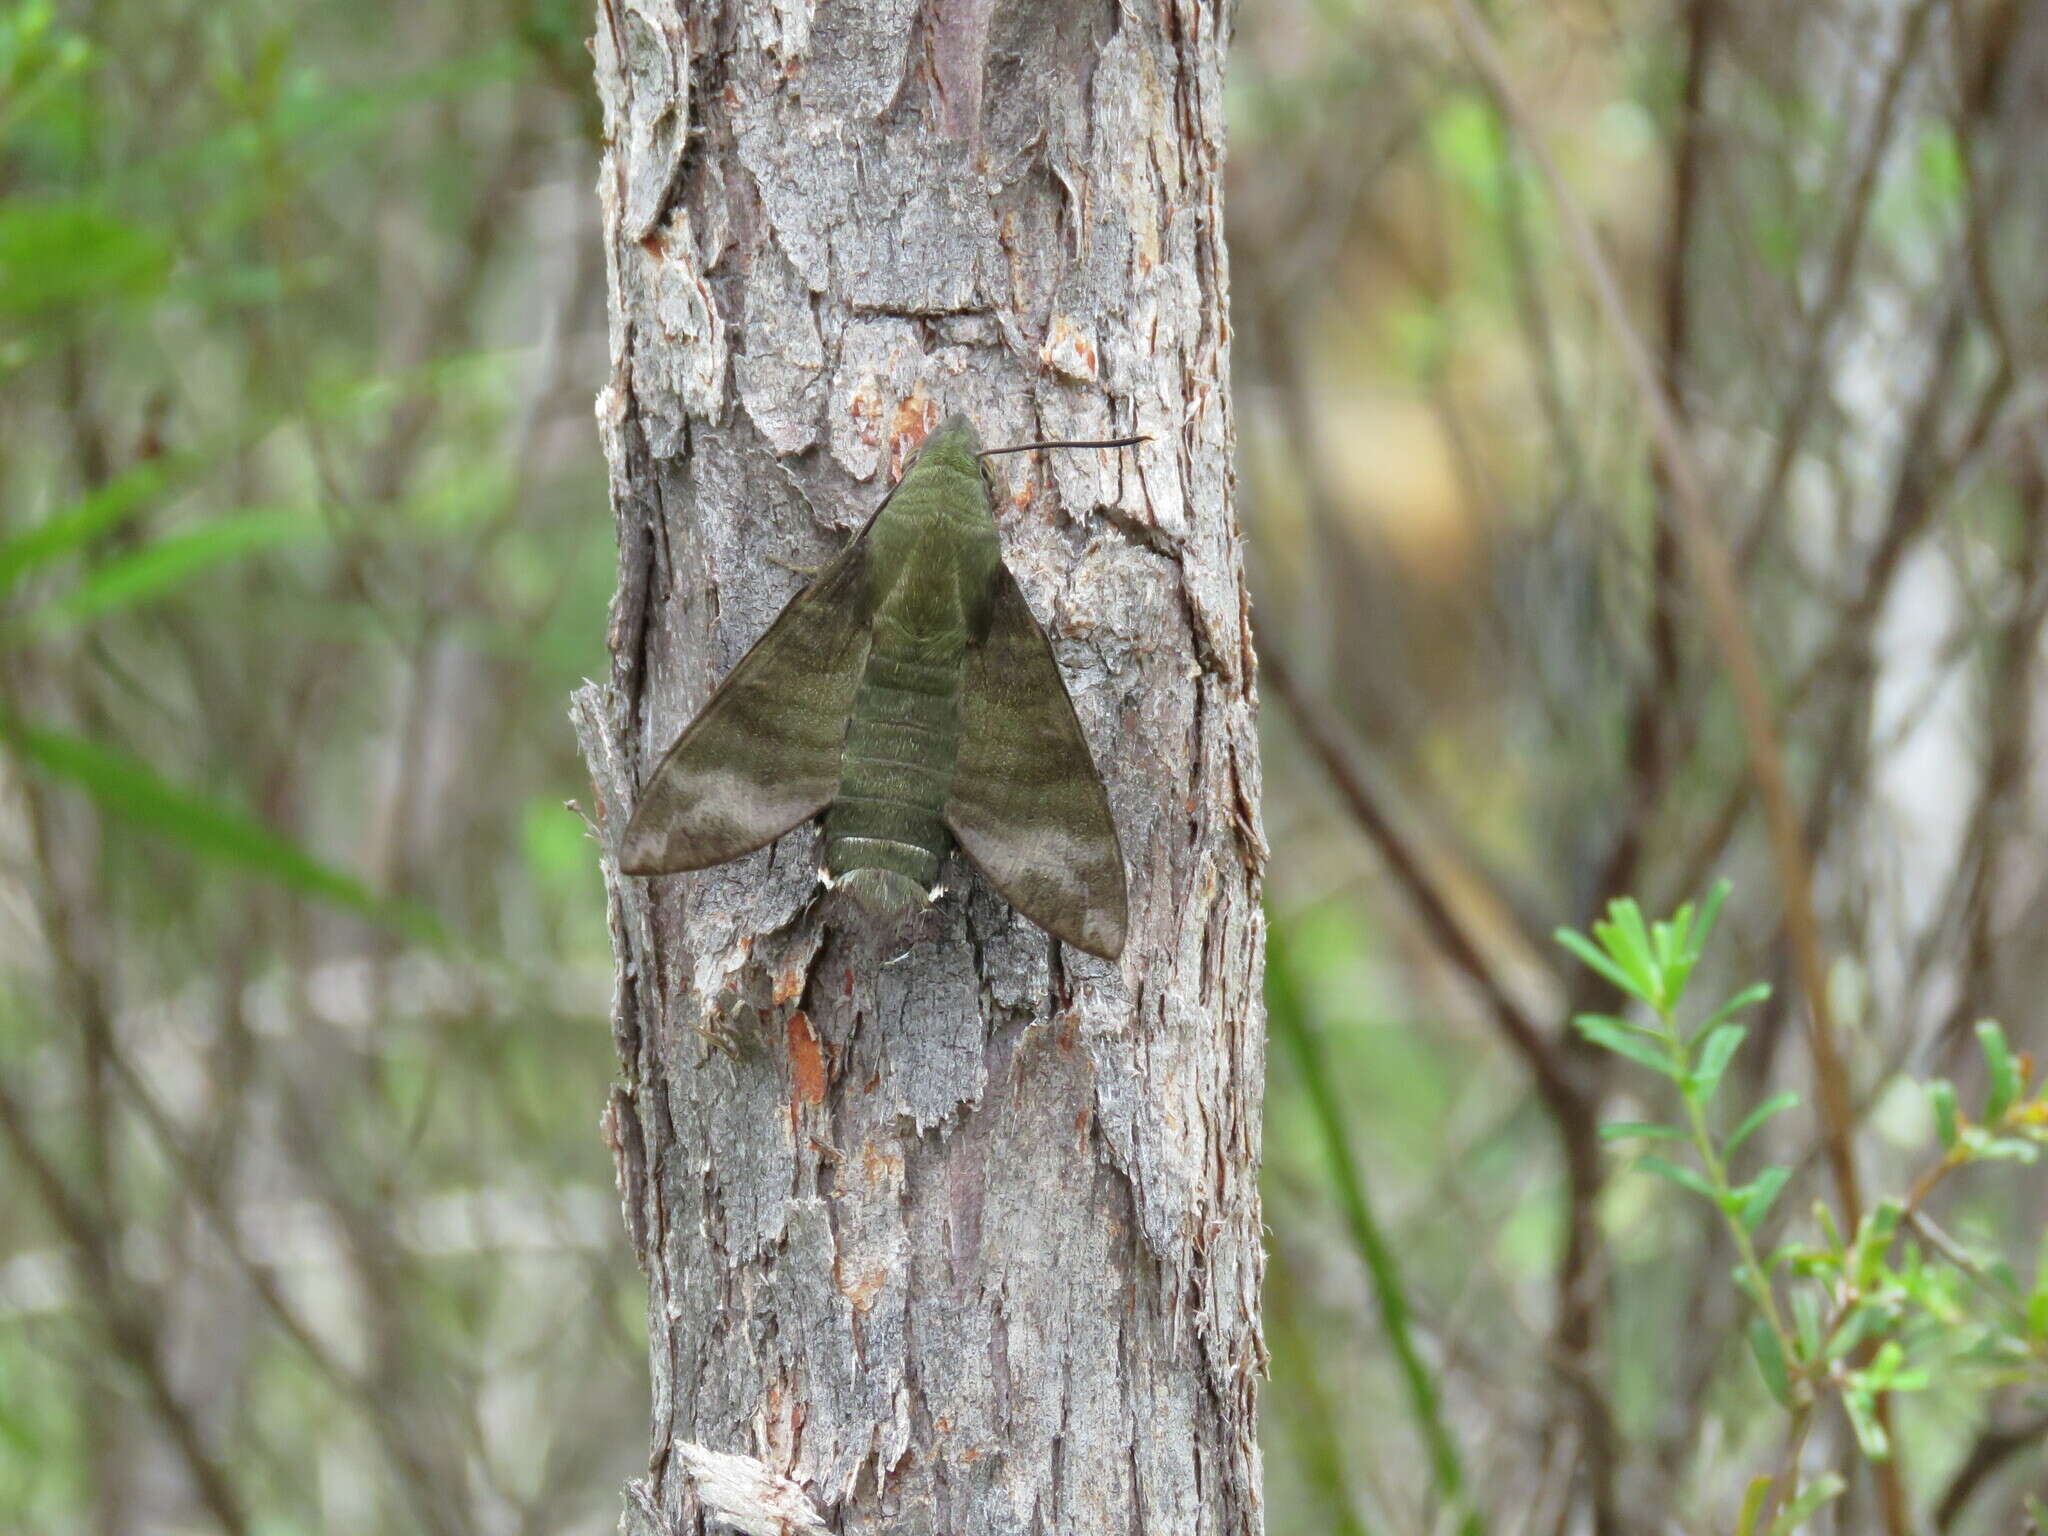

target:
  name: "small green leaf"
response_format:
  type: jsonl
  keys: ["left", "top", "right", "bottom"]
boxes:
{"left": 1851, "top": 1200, "right": 1902, "bottom": 1289}
{"left": 1735, "top": 1475, "right": 1772, "bottom": 1536}
{"left": 1791, "top": 1288, "right": 1824, "bottom": 1356}
{"left": 1574, "top": 1011, "right": 1665, "bottom": 1039}
{"left": 1598, "top": 1120, "right": 1686, "bottom": 1144}
{"left": 1825, "top": 1302, "right": 1879, "bottom": 1362}
{"left": 1556, "top": 926, "right": 1647, "bottom": 1003}
{"left": 1690, "top": 879, "right": 1731, "bottom": 965}
{"left": 1572, "top": 1014, "right": 1679, "bottom": 1077}
{"left": 1690, "top": 1023, "right": 1747, "bottom": 1104}
{"left": 1696, "top": 981, "right": 1772, "bottom": 1038}
{"left": 1861, "top": 1340, "right": 1906, "bottom": 1386}
{"left": 1842, "top": 1388, "right": 1890, "bottom": 1460}
{"left": 1766, "top": 1473, "right": 1845, "bottom": 1536}
{"left": 0, "top": 453, "right": 195, "bottom": 597}
{"left": 2030, "top": 1226, "right": 2048, "bottom": 1337}
{"left": 1727, "top": 1091, "right": 1801, "bottom": 1156}
{"left": 1747, "top": 1316, "right": 1791, "bottom": 1407}
{"left": 1653, "top": 902, "right": 1700, "bottom": 999}
{"left": 1600, "top": 898, "right": 1662, "bottom": 1005}
{"left": 1737, "top": 1166, "right": 1792, "bottom": 1233}
{"left": 1978, "top": 1021, "right": 2020, "bottom": 1121}
{"left": 1925, "top": 1078, "right": 1959, "bottom": 1150}
{"left": 1637, "top": 1154, "right": 1719, "bottom": 1201}
{"left": 1766, "top": 1240, "right": 1816, "bottom": 1276}
{"left": 0, "top": 199, "right": 172, "bottom": 318}
{"left": 1650, "top": 913, "right": 1678, "bottom": 975}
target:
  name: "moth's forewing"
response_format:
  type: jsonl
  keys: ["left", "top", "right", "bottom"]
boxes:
{"left": 618, "top": 531, "right": 875, "bottom": 875}
{"left": 944, "top": 564, "right": 1128, "bottom": 959}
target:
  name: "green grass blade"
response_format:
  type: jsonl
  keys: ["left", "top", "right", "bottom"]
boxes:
{"left": 21, "top": 508, "right": 311, "bottom": 630}
{"left": 1267, "top": 918, "right": 1484, "bottom": 1536}
{"left": 0, "top": 715, "right": 438, "bottom": 941}
{"left": 0, "top": 454, "right": 194, "bottom": 597}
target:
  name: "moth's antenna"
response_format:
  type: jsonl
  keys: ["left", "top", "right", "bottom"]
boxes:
{"left": 979, "top": 434, "right": 1149, "bottom": 458}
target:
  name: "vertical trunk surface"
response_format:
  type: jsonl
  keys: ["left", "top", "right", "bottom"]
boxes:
{"left": 573, "top": 4, "right": 1264, "bottom": 1534}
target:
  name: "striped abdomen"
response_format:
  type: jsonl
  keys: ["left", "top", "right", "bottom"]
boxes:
{"left": 822, "top": 614, "right": 965, "bottom": 896}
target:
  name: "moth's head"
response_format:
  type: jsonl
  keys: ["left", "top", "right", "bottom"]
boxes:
{"left": 912, "top": 413, "right": 984, "bottom": 478}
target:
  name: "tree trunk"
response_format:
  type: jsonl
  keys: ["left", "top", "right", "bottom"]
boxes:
{"left": 572, "top": 5, "right": 1264, "bottom": 1534}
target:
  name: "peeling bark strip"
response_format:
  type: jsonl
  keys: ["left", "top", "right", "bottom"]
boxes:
{"left": 574, "top": 3, "right": 1264, "bottom": 1534}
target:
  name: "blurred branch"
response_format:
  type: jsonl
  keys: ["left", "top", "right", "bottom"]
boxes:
{"left": 97, "top": 1045, "right": 471, "bottom": 1536}
{"left": 1582, "top": 0, "right": 1716, "bottom": 924}
{"left": 1489, "top": 117, "right": 1586, "bottom": 502}
{"left": 1263, "top": 633, "right": 1623, "bottom": 1532}
{"left": 1440, "top": 0, "right": 1864, "bottom": 1226}
{"left": 1934, "top": 1409, "right": 2048, "bottom": 1531}
{"left": 1262, "top": 637, "right": 1568, "bottom": 1106}
{"left": 1740, "top": 0, "right": 1946, "bottom": 569}
{"left": 0, "top": 1078, "right": 251, "bottom": 1536}
{"left": 1660, "top": 281, "right": 2015, "bottom": 920}
{"left": 1439, "top": 5, "right": 1919, "bottom": 1528}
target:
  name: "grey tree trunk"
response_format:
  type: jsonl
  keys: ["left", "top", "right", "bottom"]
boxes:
{"left": 572, "top": 5, "right": 1265, "bottom": 1535}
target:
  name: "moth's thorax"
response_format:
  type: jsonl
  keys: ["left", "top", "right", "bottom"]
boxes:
{"left": 865, "top": 451, "right": 1001, "bottom": 641}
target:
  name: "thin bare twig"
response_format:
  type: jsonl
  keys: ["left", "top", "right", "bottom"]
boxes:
{"left": 1934, "top": 1409, "right": 2048, "bottom": 1531}
{"left": 1439, "top": 0, "right": 1865, "bottom": 1244}
{"left": 1439, "top": 5, "right": 1910, "bottom": 1529}
{"left": 0, "top": 1079, "right": 251, "bottom": 1536}
{"left": 1263, "top": 633, "right": 1625, "bottom": 1529}
{"left": 1741, "top": 0, "right": 1947, "bottom": 566}
{"left": 1262, "top": 636, "right": 1569, "bottom": 1109}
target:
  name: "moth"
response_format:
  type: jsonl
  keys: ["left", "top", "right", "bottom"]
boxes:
{"left": 618, "top": 413, "right": 1132, "bottom": 960}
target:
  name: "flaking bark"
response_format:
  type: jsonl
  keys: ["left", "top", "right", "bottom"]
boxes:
{"left": 573, "top": 3, "right": 1264, "bottom": 1533}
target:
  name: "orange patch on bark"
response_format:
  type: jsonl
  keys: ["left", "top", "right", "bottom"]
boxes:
{"left": 887, "top": 389, "right": 940, "bottom": 478}
{"left": 786, "top": 1013, "right": 826, "bottom": 1106}
{"left": 843, "top": 1265, "right": 890, "bottom": 1314}
{"left": 861, "top": 1141, "right": 904, "bottom": 1184}
{"left": 771, "top": 962, "right": 806, "bottom": 1007}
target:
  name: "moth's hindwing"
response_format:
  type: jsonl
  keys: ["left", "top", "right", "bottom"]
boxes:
{"left": 944, "top": 565, "right": 1128, "bottom": 959}
{"left": 618, "top": 530, "right": 875, "bottom": 875}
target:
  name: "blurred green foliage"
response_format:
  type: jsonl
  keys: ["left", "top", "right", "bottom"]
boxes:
{"left": 1, "top": 0, "right": 634, "bottom": 1529}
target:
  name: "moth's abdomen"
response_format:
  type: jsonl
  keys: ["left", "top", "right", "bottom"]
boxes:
{"left": 823, "top": 626, "right": 965, "bottom": 894}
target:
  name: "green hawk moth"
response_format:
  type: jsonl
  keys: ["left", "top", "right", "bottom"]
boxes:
{"left": 618, "top": 413, "right": 1130, "bottom": 961}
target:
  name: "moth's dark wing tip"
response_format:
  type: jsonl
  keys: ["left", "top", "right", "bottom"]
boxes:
{"left": 1027, "top": 872, "right": 1126, "bottom": 960}
{"left": 1079, "top": 886, "right": 1129, "bottom": 961}
{"left": 1071, "top": 918, "right": 1126, "bottom": 962}
{"left": 615, "top": 848, "right": 665, "bottom": 877}
{"left": 613, "top": 836, "right": 666, "bottom": 878}
{"left": 615, "top": 811, "right": 704, "bottom": 876}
